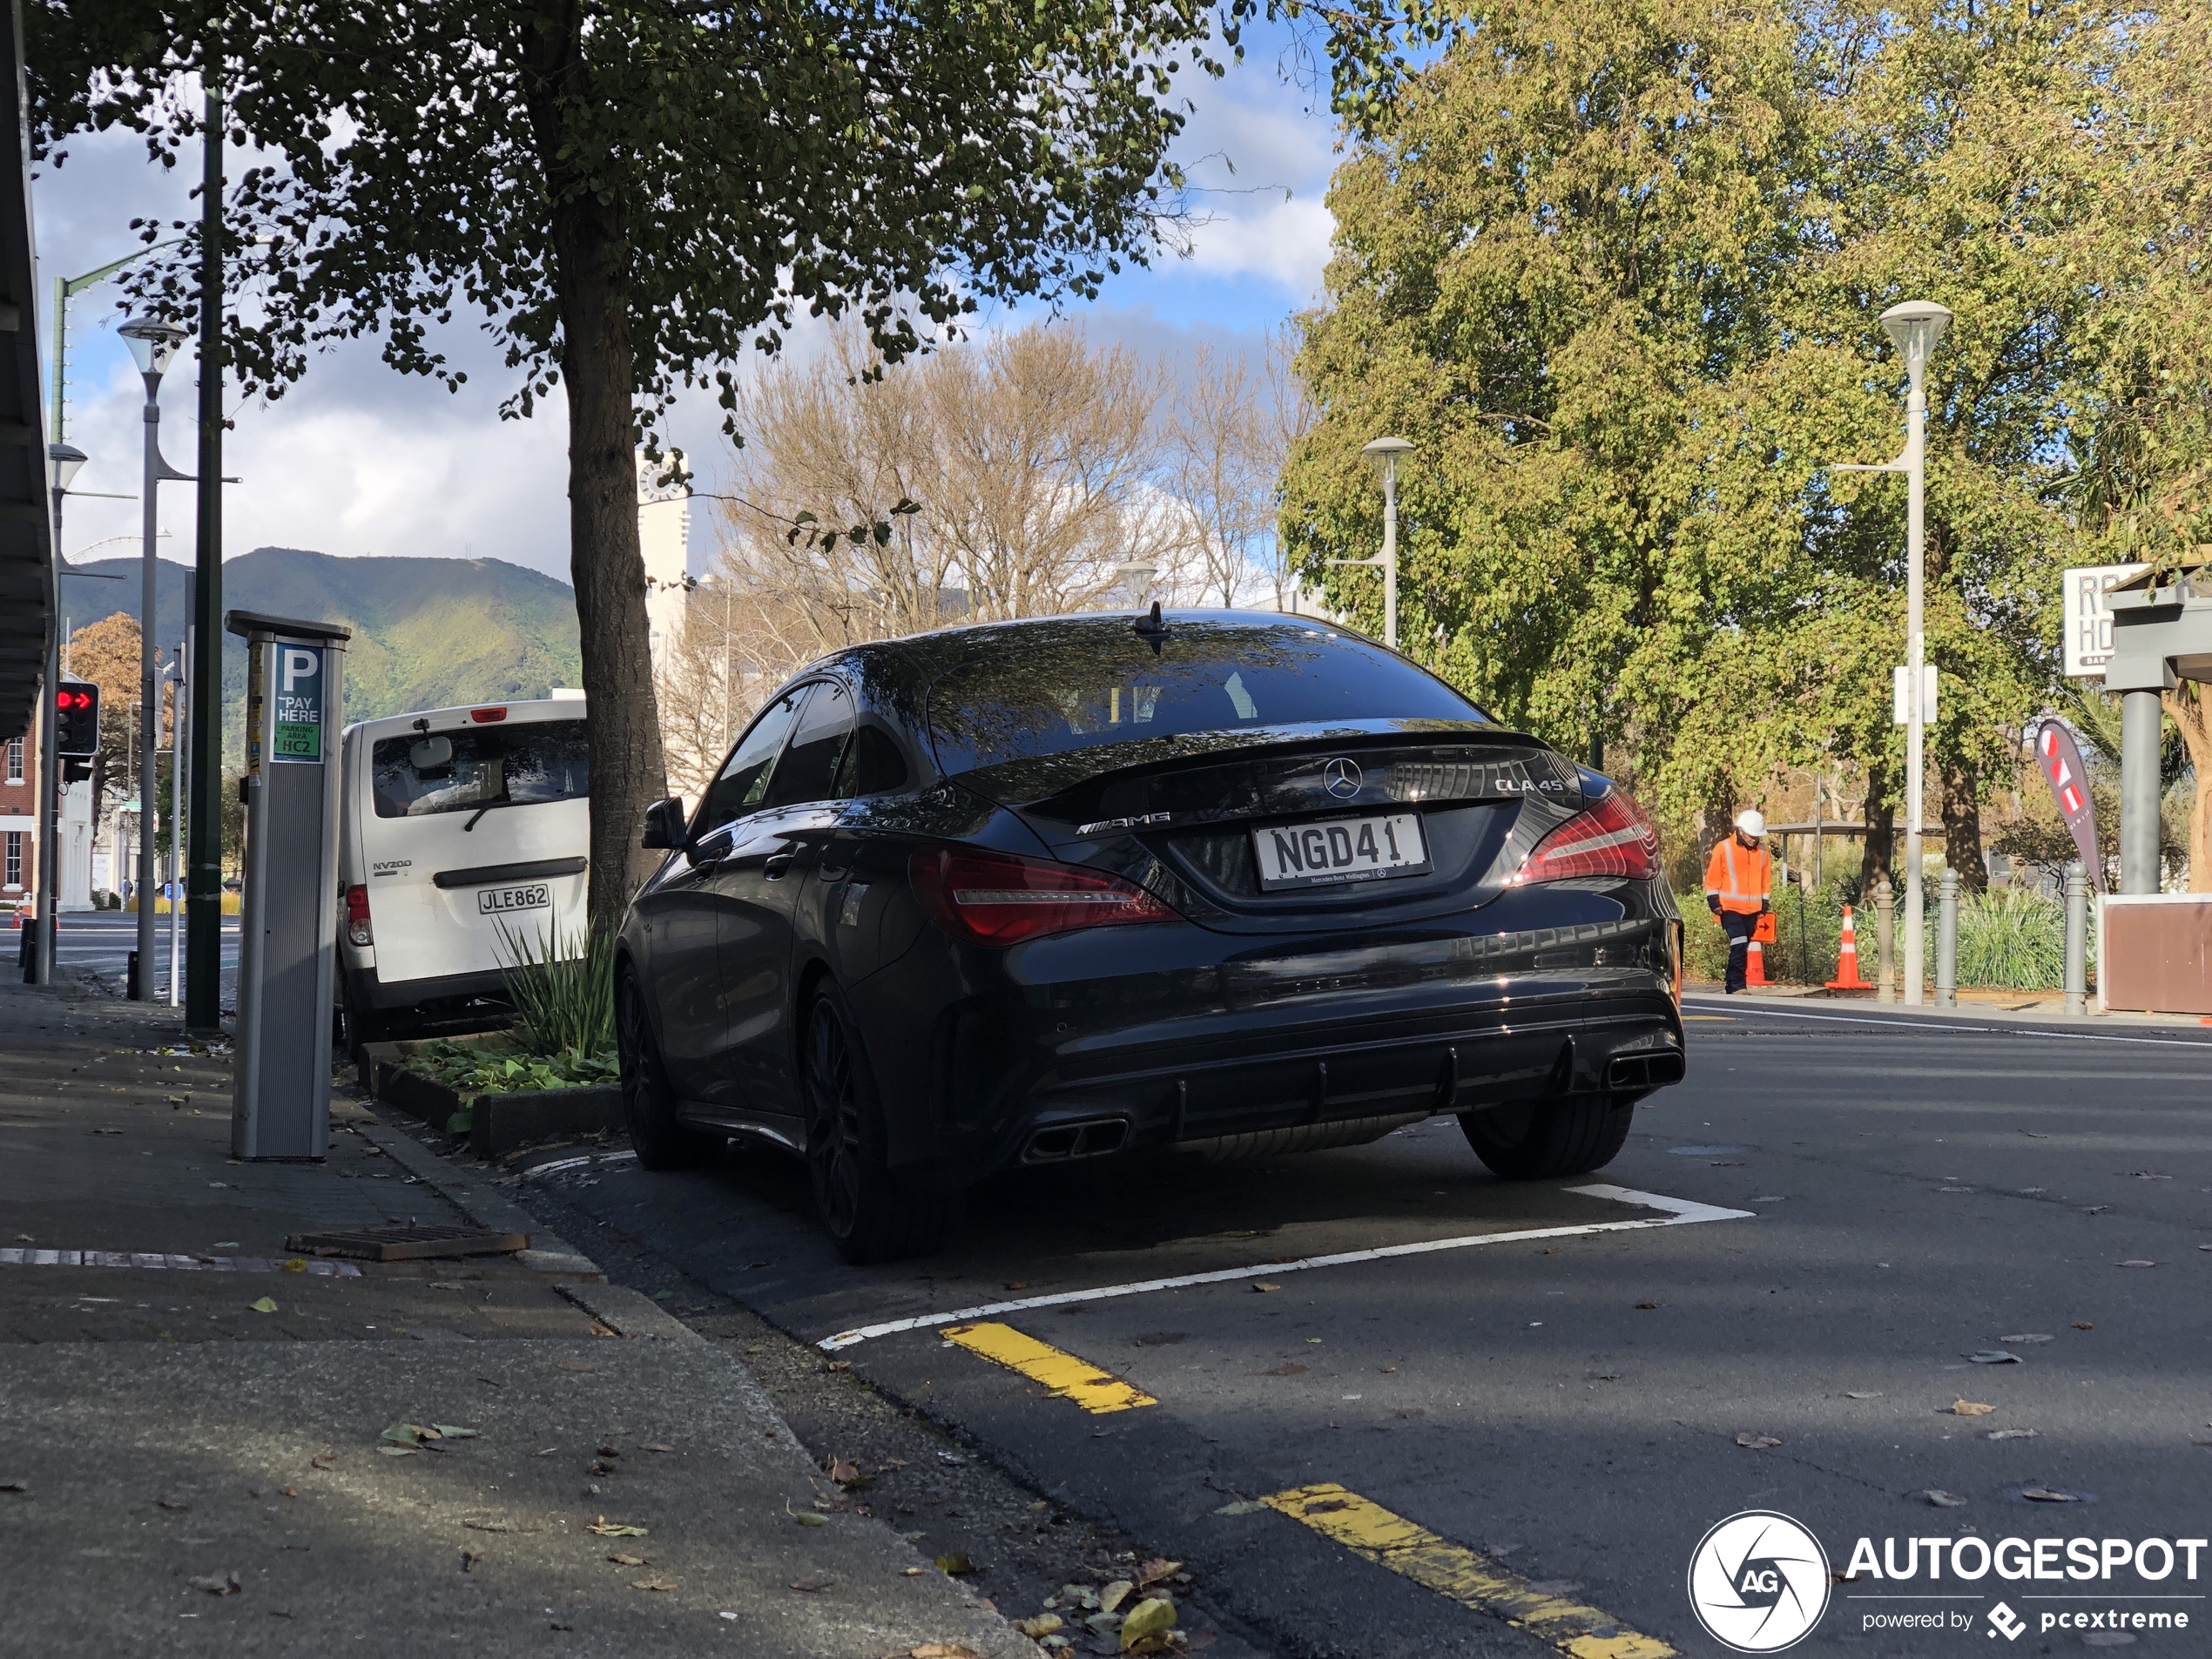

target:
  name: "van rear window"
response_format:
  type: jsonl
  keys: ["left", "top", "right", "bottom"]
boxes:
{"left": 370, "top": 720, "right": 590, "bottom": 819}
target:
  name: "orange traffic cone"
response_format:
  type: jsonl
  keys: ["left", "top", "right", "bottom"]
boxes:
{"left": 1825, "top": 905, "right": 1870, "bottom": 992}
{"left": 1746, "top": 935, "right": 1769, "bottom": 988}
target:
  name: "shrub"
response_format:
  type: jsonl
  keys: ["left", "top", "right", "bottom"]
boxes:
{"left": 494, "top": 919, "right": 616, "bottom": 1061}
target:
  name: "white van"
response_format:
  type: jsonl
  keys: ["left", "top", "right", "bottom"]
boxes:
{"left": 336, "top": 691, "right": 590, "bottom": 1055}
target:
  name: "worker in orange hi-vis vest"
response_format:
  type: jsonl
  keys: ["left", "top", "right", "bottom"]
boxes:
{"left": 1703, "top": 809, "right": 1773, "bottom": 995}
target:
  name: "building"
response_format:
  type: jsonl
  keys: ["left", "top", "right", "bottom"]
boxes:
{"left": 638, "top": 454, "right": 691, "bottom": 671}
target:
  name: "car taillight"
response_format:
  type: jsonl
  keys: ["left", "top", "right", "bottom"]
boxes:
{"left": 910, "top": 846, "right": 1177, "bottom": 946}
{"left": 344, "top": 883, "right": 373, "bottom": 947}
{"left": 1515, "top": 788, "right": 1659, "bottom": 884}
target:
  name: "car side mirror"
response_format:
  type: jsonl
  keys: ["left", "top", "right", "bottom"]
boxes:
{"left": 640, "top": 797, "right": 686, "bottom": 851}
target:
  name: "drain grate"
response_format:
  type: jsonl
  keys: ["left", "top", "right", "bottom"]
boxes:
{"left": 284, "top": 1224, "right": 529, "bottom": 1262}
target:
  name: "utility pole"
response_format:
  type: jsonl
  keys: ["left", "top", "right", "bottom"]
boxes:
{"left": 1333, "top": 436, "right": 1414, "bottom": 651}
{"left": 187, "top": 76, "right": 229, "bottom": 1031}
{"left": 1832, "top": 300, "right": 1950, "bottom": 1006}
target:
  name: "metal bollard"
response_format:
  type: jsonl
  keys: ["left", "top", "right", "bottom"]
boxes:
{"left": 1874, "top": 874, "right": 1895, "bottom": 1003}
{"left": 2064, "top": 860, "right": 2087, "bottom": 1015}
{"left": 1935, "top": 867, "right": 1959, "bottom": 1007}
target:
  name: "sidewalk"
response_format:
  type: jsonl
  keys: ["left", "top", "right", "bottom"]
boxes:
{"left": 1683, "top": 981, "right": 2212, "bottom": 1037}
{"left": 0, "top": 976, "right": 1035, "bottom": 1658}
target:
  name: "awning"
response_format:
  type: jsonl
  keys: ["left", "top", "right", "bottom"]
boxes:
{"left": 0, "top": 0, "right": 52, "bottom": 741}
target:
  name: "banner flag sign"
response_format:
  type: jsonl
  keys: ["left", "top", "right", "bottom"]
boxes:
{"left": 2032, "top": 718, "right": 2103, "bottom": 891}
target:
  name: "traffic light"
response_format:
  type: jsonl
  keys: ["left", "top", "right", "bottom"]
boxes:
{"left": 56, "top": 681, "right": 99, "bottom": 758}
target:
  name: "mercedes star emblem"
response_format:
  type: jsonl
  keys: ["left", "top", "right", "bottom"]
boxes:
{"left": 1322, "top": 758, "right": 1364, "bottom": 799}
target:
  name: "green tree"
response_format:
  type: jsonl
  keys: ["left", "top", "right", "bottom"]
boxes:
{"left": 1282, "top": 0, "right": 2175, "bottom": 893}
{"left": 31, "top": 0, "right": 1301, "bottom": 923}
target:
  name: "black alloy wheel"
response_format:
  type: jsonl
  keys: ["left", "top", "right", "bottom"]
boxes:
{"left": 617, "top": 970, "right": 717, "bottom": 1170}
{"left": 802, "top": 987, "right": 959, "bottom": 1264}
{"left": 1458, "top": 1093, "right": 1635, "bottom": 1181}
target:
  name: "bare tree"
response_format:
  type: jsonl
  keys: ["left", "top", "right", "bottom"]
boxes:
{"left": 1161, "top": 324, "right": 1314, "bottom": 607}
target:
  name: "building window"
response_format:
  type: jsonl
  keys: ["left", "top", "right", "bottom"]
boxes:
{"left": 3, "top": 831, "right": 21, "bottom": 889}
{"left": 3, "top": 736, "right": 21, "bottom": 782}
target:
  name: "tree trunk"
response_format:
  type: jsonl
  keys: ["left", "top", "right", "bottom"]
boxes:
{"left": 1939, "top": 759, "right": 1986, "bottom": 894}
{"left": 2161, "top": 685, "right": 2212, "bottom": 892}
{"left": 523, "top": 10, "right": 668, "bottom": 934}
{"left": 1859, "top": 767, "right": 1893, "bottom": 895}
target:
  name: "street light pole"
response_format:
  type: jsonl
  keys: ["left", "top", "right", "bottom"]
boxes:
{"left": 1333, "top": 436, "right": 1414, "bottom": 651}
{"left": 1833, "top": 300, "right": 1950, "bottom": 1007}
{"left": 37, "top": 444, "right": 89, "bottom": 983}
{"left": 118, "top": 316, "right": 191, "bottom": 1001}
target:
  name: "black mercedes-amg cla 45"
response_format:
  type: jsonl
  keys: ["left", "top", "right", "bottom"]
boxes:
{"left": 616, "top": 610, "right": 1685, "bottom": 1262}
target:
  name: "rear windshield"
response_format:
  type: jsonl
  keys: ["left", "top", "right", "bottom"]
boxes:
{"left": 370, "top": 719, "right": 590, "bottom": 819}
{"left": 925, "top": 622, "right": 1485, "bottom": 773}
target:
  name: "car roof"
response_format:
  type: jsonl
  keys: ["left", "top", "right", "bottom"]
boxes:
{"left": 342, "top": 694, "right": 587, "bottom": 741}
{"left": 845, "top": 609, "right": 1366, "bottom": 681}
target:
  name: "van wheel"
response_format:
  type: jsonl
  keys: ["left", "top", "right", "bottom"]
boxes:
{"left": 617, "top": 970, "right": 716, "bottom": 1170}
{"left": 339, "top": 983, "right": 384, "bottom": 1075}
{"left": 802, "top": 988, "right": 959, "bottom": 1264}
{"left": 1459, "top": 1095, "right": 1634, "bottom": 1180}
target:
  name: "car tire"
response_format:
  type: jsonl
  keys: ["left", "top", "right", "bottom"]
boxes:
{"left": 802, "top": 986, "right": 960, "bottom": 1264}
{"left": 1458, "top": 1094, "right": 1634, "bottom": 1181}
{"left": 617, "top": 968, "right": 718, "bottom": 1170}
{"left": 339, "top": 980, "right": 385, "bottom": 1075}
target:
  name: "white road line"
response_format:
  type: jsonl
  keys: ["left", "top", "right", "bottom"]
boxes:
{"left": 0, "top": 1248, "right": 361, "bottom": 1276}
{"left": 817, "top": 1185, "right": 1753, "bottom": 1352}
{"left": 1684, "top": 997, "right": 2212, "bottom": 1049}
{"left": 518, "top": 1150, "right": 638, "bottom": 1180}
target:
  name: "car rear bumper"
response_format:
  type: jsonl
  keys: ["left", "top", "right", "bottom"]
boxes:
{"left": 848, "top": 889, "right": 1684, "bottom": 1184}
{"left": 342, "top": 962, "right": 510, "bottom": 1015}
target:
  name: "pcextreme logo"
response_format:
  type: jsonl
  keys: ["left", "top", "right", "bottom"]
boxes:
{"left": 1688, "top": 1511, "right": 1832, "bottom": 1652}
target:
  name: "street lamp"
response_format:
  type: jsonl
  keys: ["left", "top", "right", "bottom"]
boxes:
{"left": 1834, "top": 299, "right": 1950, "bottom": 1006}
{"left": 31, "top": 442, "right": 91, "bottom": 984}
{"left": 118, "top": 314, "right": 194, "bottom": 999}
{"left": 1331, "top": 436, "right": 1414, "bottom": 651}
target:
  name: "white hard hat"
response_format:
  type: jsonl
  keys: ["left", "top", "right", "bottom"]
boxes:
{"left": 1735, "top": 809, "right": 1766, "bottom": 838}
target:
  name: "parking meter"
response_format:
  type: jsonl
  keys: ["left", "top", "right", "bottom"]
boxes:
{"left": 226, "top": 610, "right": 351, "bottom": 1160}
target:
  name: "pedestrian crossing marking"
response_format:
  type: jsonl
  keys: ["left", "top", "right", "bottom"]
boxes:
{"left": 1264, "top": 1482, "right": 1676, "bottom": 1659}
{"left": 941, "top": 1321, "right": 1157, "bottom": 1414}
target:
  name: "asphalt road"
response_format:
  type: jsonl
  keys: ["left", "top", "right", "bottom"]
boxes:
{"left": 512, "top": 997, "right": 2212, "bottom": 1656}
{"left": 38, "top": 907, "right": 241, "bottom": 1008}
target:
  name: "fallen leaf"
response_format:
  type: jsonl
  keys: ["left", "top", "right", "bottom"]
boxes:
{"left": 1986, "top": 1428, "right": 2039, "bottom": 1441}
{"left": 309, "top": 1454, "right": 336, "bottom": 1471}
{"left": 281, "top": 1487, "right": 297, "bottom": 1499}
{"left": 1735, "top": 1432, "right": 1782, "bottom": 1449}
{"left": 186, "top": 1572, "right": 242, "bottom": 1595}
{"left": 607, "top": 1553, "right": 647, "bottom": 1567}
{"left": 2117, "top": 1259, "right": 2158, "bottom": 1268}
{"left": 1951, "top": 1400, "right": 1998, "bottom": 1416}
{"left": 901, "top": 1567, "right": 924, "bottom": 1576}
{"left": 1844, "top": 1391, "right": 1881, "bottom": 1399}
{"left": 1119, "top": 1596, "right": 1178, "bottom": 1651}
{"left": 375, "top": 1445, "right": 419, "bottom": 1457}
{"left": 1005, "top": 1281, "right": 1031, "bottom": 1291}
{"left": 1925, "top": 1490, "right": 1967, "bottom": 1507}
{"left": 1134, "top": 1559, "right": 1183, "bottom": 1589}
{"left": 433, "top": 1426, "right": 479, "bottom": 1440}
{"left": 631, "top": 1575, "right": 679, "bottom": 1591}
{"left": 588, "top": 1521, "right": 650, "bottom": 1538}
{"left": 934, "top": 1552, "right": 974, "bottom": 1576}
{"left": 789, "top": 1575, "right": 836, "bottom": 1593}
{"left": 381, "top": 1424, "right": 436, "bottom": 1446}
{"left": 1968, "top": 1352, "right": 2022, "bottom": 1365}
{"left": 893, "top": 1647, "right": 980, "bottom": 1659}
{"left": 824, "top": 1359, "right": 851, "bottom": 1372}
{"left": 1214, "top": 1501, "right": 1268, "bottom": 1516}
{"left": 154, "top": 1496, "right": 191, "bottom": 1511}
{"left": 1999, "top": 1334, "right": 2053, "bottom": 1345}
{"left": 2022, "top": 1487, "right": 2080, "bottom": 1502}
{"left": 1099, "top": 1580, "right": 1134, "bottom": 1614}
{"left": 642, "top": 1443, "right": 674, "bottom": 1453}
{"left": 248, "top": 1298, "right": 279, "bottom": 1314}
{"left": 827, "top": 1456, "right": 862, "bottom": 1487}
{"left": 2074, "top": 1321, "right": 2095, "bottom": 1330}
{"left": 1635, "top": 1301, "right": 1659, "bottom": 1310}
{"left": 795, "top": 1513, "right": 826, "bottom": 1527}
{"left": 1017, "top": 1614, "right": 1064, "bottom": 1638}
{"left": 1251, "top": 1282, "right": 1281, "bottom": 1294}
{"left": 464, "top": 1518, "right": 543, "bottom": 1534}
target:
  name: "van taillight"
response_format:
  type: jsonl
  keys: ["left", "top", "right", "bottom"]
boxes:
{"left": 345, "top": 884, "right": 373, "bottom": 947}
{"left": 469, "top": 707, "right": 507, "bottom": 723}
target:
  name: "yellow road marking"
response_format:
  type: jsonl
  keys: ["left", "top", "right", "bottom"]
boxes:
{"left": 941, "top": 1322, "right": 1157, "bottom": 1414}
{"left": 1264, "top": 1483, "right": 1676, "bottom": 1659}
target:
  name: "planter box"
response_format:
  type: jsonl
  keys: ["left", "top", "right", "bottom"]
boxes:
{"left": 364, "top": 1039, "right": 625, "bottom": 1159}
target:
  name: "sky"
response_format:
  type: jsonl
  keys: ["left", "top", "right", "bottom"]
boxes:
{"left": 38, "top": 26, "right": 1345, "bottom": 588}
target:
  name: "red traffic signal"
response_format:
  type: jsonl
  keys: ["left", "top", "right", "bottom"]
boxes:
{"left": 56, "top": 681, "right": 100, "bottom": 757}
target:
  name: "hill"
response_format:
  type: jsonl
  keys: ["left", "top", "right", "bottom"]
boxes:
{"left": 60, "top": 548, "right": 583, "bottom": 754}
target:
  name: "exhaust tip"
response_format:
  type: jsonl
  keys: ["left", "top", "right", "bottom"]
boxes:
{"left": 1606, "top": 1050, "right": 1685, "bottom": 1090}
{"left": 1019, "top": 1116, "right": 1131, "bottom": 1164}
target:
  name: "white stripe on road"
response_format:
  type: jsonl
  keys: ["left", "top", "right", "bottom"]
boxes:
{"left": 518, "top": 1150, "right": 638, "bottom": 1180}
{"left": 1684, "top": 996, "right": 2212, "bottom": 1049}
{"left": 817, "top": 1185, "right": 1753, "bottom": 1351}
{"left": 0, "top": 1248, "right": 361, "bottom": 1276}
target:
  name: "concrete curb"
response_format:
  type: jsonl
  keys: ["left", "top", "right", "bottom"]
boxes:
{"left": 367, "top": 1041, "right": 625, "bottom": 1157}
{"left": 352, "top": 1116, "right": 604, "bottom": 1281}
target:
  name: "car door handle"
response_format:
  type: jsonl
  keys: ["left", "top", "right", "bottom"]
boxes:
{"left": 764, "top": 853, "right": 796, "bottom": 880}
